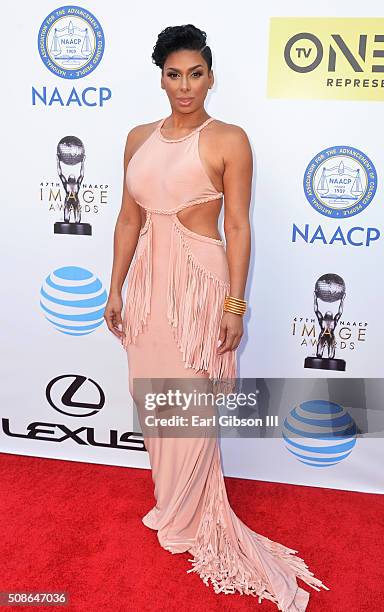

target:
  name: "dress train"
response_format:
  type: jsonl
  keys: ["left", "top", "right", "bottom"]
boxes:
{"left": 141, "top": 433, "right": 329, "bottom": 612}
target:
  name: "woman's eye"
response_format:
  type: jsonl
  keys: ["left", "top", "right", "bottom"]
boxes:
{"left": 166, "top": 72, "right": 203, "bottom": 78}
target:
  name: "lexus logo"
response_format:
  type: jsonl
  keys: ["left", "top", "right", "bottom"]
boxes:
{"left": 46, "top": 375, "right": 105, "bottom": 417}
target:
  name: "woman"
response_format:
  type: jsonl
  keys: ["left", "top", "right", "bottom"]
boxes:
{"left": 105, "top": 24, "right": 329, "bottom": 611}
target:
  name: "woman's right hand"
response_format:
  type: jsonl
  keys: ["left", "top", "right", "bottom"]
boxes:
{"left": 104, "top": 292, "right": 124, "bottom": 341}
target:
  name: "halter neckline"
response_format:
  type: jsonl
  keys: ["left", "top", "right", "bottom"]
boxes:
{"left": 157, "top": 116, "right": 214, "bottom": 142}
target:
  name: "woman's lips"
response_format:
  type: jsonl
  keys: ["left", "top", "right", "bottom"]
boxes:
{"left": 177, "top": 98, "right": 193, "bottom": 106}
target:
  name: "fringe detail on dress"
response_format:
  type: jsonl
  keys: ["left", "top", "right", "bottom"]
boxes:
{"left": 122, "top": 215, "right": 153, "bottom": 347}
{"left": 250, "top": 531, "right": 330, "bottom": 594}
{"left": 186, "top": 448, "right": 329, "bottom": 609}
{"left": 167, "top": 221, "right": 236, "bottom": 394}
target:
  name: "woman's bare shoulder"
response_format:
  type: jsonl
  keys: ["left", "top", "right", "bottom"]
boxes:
{"left": 124, "top": 119, "right": 162, "bottom": 160}
{"left": 206, "top": 119, "right": 252, "bottom": 160}
{"left": 210, "top": 118, "right": 250, "bottom": 142}
{"left": 128, "top": 118, "right": 161, "bottom": 138}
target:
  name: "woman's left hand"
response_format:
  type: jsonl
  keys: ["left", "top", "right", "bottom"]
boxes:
{"left": 217, "top": 311, "right": 243, "bottom": 354}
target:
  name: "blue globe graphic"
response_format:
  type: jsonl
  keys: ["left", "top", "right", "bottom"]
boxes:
{"left": 40, "top": 266, "right": 107, "bottom": 336}
{"left": 282, "top": 400, "right": 357, "bottom": 467}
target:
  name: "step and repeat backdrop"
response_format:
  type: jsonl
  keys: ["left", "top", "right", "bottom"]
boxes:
{"left": 2, "top": 1, "right": 383, "bottom": 494}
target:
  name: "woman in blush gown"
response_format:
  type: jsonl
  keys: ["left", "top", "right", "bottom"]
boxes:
{"left": 105, "top": 24, "right": 329, "bottom": 612}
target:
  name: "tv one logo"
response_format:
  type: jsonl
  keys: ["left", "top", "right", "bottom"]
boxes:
{"left": 267, "top": 18, "right": 384, "bottom": 101}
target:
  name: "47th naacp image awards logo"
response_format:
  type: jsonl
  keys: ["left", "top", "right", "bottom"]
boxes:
{"left": 39, "top": 134, "right": 109, "bottom": 226}
{"left": 291, "top": 272, "right": 369, "bottom": 365}
{"left": 38, "top": 6, "right": 105, "bottom": 79}
{"left": 303, "top": 145, "right": 377, "bottom": 219}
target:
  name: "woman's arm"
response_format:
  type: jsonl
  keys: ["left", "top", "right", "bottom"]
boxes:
{"left": 104, "top": 128, "right": 143, "bottom": 340}
{"left": 217, "top": 125, "right": 253, "bottom": 355}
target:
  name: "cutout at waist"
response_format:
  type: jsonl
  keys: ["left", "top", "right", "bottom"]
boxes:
{"left": 138, "top": 194, "right": 224, "bottom": 243}
{"left": 137, "top": 192, "right": 223, "bottom": 217}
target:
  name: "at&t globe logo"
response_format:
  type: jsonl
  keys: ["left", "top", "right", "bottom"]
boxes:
{"left": 282, "top": 400, "right": 357, "bottom": 467}
{"left": 40, "top": 266, "right": 107, "bottom": 336}
{"left": 38, "top": 5, "right": 105, "bottom": 79}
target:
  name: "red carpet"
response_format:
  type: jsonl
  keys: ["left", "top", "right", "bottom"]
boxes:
{"left": 1, "top": 452, "right": 383, "bottom": 611}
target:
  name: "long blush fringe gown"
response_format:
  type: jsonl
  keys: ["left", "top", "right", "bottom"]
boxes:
{"left": 121, "top": 116, "right": 329, "bottom": 611}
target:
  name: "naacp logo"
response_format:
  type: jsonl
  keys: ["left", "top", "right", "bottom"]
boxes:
{"left": 38, "top": 5, "right": 105, "bottom": 79}
{"left": 303, "top": 146, "right": 377, "bottom": 218}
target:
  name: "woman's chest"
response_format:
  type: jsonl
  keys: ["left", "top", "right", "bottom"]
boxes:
{"left": 126, "top": 139, "right": 219, "bottom": 209}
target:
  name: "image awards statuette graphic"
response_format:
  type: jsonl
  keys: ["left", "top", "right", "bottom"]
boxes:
{"left": 55, "top": 136, "right": 91, "bottom": 235}
{"left": 304, "top": 273, "right": 346, "bottom": 371}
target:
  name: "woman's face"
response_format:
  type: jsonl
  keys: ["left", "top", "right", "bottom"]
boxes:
{"left": 161, "top": 49, "right": 213, "bottom": 112}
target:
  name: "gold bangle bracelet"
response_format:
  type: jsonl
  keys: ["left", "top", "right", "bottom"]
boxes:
{"left": 223, "top": 305, "right": 247, "bottom": 316}
{"left": 224, "top": 302, "right": 246, "bottom": 310}
{"left": 224, "top": 303, "right": 247, "bottom": 310}
{"left": 224, "top": 296, "right": 247, "bottom": 305}
{"left": 225, "top": 301, "right": 247, "bottom": 308}
{"left": 223, "top": 295, "right": 247, "bottom": 315}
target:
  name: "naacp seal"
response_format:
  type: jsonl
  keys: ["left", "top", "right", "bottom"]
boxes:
{"left": 303, "top": 146, "right": 377, "bottom": 219}
{"left": 38, "top": 5, "right": 105, "bottom": 79}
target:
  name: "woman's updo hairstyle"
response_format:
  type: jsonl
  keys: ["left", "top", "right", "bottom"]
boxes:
{"left": 152, "top": 24, "right": 212, "bottom": 72}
